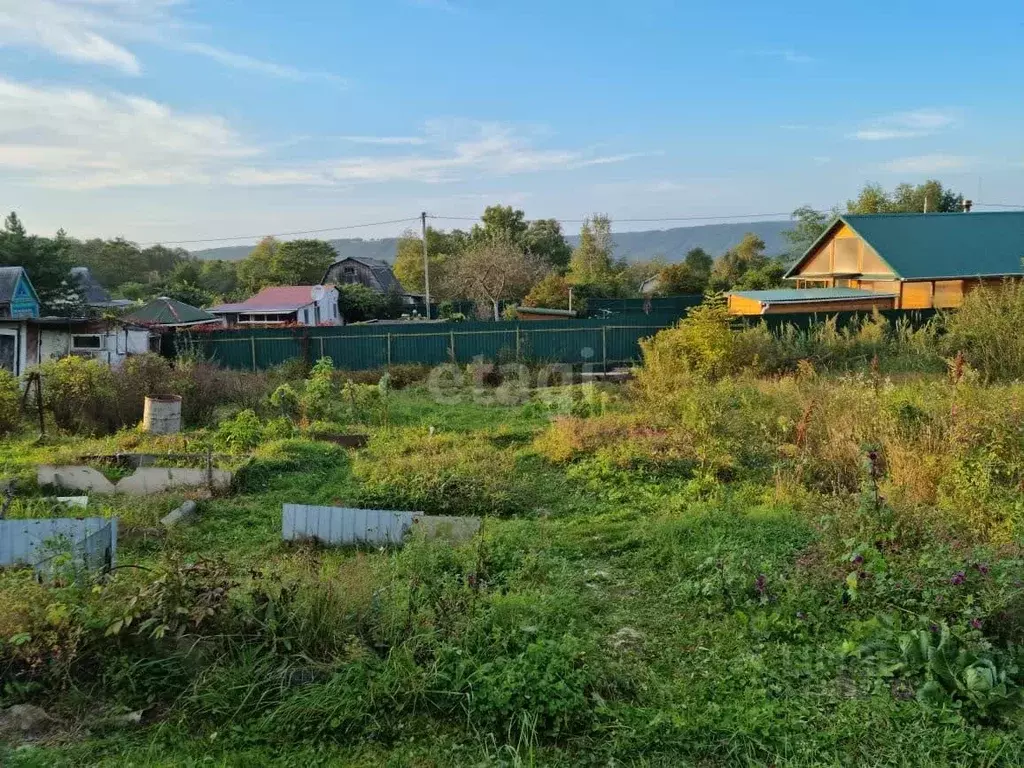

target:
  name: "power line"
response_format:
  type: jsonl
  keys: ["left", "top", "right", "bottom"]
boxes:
{"left": 138, "top": 203, "right": 1024, "bottom": 248}
{"left": 139, "top": 216, "right": 421, "bottom": 247}
{"left": 427, "top": 211, "right": 801, "bottom": 224}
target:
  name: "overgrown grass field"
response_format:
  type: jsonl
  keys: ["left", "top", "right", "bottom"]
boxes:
{"left": 2, "top": 289, "right": 1024, "bottom": 766}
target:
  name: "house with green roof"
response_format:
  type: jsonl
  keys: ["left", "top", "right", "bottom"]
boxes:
{"left": 123, "top": 297, "right": 221, "bottom": 329}
{"left": 727, "top": 211, "right": 1024, "bottom": 315}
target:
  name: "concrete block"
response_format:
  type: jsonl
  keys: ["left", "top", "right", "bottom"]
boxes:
{"left": 37, "top": 466, "right": 231, "bottom": 496}
{"left": 51, "top": 496, "right": 89, "bottom": 509}
{"left": 38, "top": 466, "right": 115, "bottom": 494}
{"left": 116, "top": 468, "right": 231, "bottom": 495}
{"left": 160, "top": 500, "right": 198, "bottom": 528}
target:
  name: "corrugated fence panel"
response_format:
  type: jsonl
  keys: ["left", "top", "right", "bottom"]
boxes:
{"left": 391, "top": 331, "right": 450, "bottom": 366}
{"left": 589, "top": 295, "right": 703, "bottom": 315}
{"left": 453, "top": 328, "right": 520, "bottom": 363}
{"left": 282, "top": 504, "right": 418, "bottom": 545}
{"left": 0, "top": 518, "right": 117, "bottom": 572}
{"left": 319, "top": 332, "right": 389, "bottom": 370}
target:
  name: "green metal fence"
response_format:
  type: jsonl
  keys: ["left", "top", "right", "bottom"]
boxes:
{"left": 176, "top": 313, "right": 686, "bottom": 372}
{"left": 587, "top": 295, "right": 703, "bottom": 315}
{"left": 172, "top": 306, "right": 941, "bottom": 373}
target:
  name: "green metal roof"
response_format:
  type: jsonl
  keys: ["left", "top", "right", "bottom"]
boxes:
{"left": 729, "top": 287, "right": 896, "bottom": 304}
{"left": 785, "top": 211, "right": 1024, "bottom": 280}
{"left": 123, "top": 297, "right": 216, "bottom": 326}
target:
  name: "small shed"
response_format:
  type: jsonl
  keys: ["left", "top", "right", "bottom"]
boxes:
{"left": 727, "top": 287, "right": 897, "bottom": 316}
{"left": 124, "top": 297, "right": 221, "bottom": 329}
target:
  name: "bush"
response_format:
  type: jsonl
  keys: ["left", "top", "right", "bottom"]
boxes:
{"left": 0, "top": 369, "right": 20, "bottom": 435}
{"left": 353, "top": 428, "right": 531, "bottom": 516}
{"left": 215, "top": 409, "right": 265, "bottom": 453}
{"left": 944, "top": 281, "right": 1024, "bottom": 381}
{"left": 36, "top": 356, "right": 116, "bottom": 435}
{"left": 170, "top": 359, "right": 271, "bottom": 428}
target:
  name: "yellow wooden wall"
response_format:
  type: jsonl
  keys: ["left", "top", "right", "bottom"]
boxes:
{"left": 727, "top": 294, "right": 766, "bottom": 315}
{"left": 761, "top": 297, "right": 896, "bottom": 314}
{"left": 791, "top": 224, "right": 896, "bottom": 279}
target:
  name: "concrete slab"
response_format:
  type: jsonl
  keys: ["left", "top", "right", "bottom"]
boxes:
{"left": 38, "top": 466, "right": 231, "bottom": 496}
{"left": 160, "top": 500, "right": 198, "bottom": 528}
{"left": 38, "top": 466, "right": 115, "bottom": 494}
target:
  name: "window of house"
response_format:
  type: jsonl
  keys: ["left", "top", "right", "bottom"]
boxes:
{"left": 342, "top": 266, "right": 357, "bottom": 284}
{"left": 72, "top": 335, "right": 103, "bottom": 350}
{"left": 314, "top": 305, "right": 321, "bottom": 325}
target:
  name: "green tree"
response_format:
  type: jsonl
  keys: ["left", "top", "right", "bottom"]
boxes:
{"left": 471, "top": 205, "right": 529, "bottom": 244}
{"left": 336, "top": 283, "right": 403, "bottom": 323}
{"left": 199, "top": 260, "right": 240, "bottom": 300}
{"left": 446, "top": 234, "right": 547, "bottom": 320}
{"left": 710, "top": 233, "right": 784, "bottom": 291}
{"left": 0, "top": 212, "right": 79, "bottom": 314}
{"left": 568, "top": 214, "right": 621, "bottom": 294}
{"left": 524, "top": 219, "right": 572, "bottom": 270}
{"left": 272, "top": 239, "right": 337, "bottom": 285}
{"left": 393, "top": 227, "right": 468, "bottom": 297}
{"left": 657, "top": 263, "right": 708, "bottom": 295}
{"left": 522, "top": 272, "right": 580, "bottom": 310}
{"left": 846, "top": 179, "right": 964, "bottom": 214}
{"left": 236, "top": 236, "right": 279, "bottom": 294}
{"left": 783, "top": 205, "right": 832, "bottom": 260}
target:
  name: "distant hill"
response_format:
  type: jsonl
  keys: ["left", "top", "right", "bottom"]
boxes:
{"left": 189, "top": 220, "right": 791, "bottom": 264}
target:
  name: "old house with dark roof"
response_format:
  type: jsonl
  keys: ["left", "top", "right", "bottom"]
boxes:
{"left": 728, "top": 211, "right": 1024, "bottom": 315}
{"left": 323, "top": 256, "right": 405, "bottom": 294}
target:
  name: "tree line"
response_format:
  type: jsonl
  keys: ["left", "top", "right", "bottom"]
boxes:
{"left": 0, "top": 179, "right": 963, "bottom": 319}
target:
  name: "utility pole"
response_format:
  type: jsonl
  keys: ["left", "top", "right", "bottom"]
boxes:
{"left": 421, "top": 211, "right": 431, "bottom": 319}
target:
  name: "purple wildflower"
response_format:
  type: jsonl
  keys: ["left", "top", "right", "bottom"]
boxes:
{"left": 950, "top": 571, "right": 966, "bottom": 586}
{"left": 754, "top": 574, "right": 768, "bottom": 596}
{"left": 976, "top": 563, "right": 990, "bottom": 576}
{"left": 970, "top": 618, "right": 983, "bottom": 630}
{"left": 851, "top": 553, "right": 864, "bottom": 566}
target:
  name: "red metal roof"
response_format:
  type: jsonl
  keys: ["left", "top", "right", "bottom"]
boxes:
{"left": 208, "top": 285, "right": 333, "bottom": 313}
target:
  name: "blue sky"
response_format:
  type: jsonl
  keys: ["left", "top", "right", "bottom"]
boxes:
{"left": 1, "top": 0, "right": 1022, "bottom": 247}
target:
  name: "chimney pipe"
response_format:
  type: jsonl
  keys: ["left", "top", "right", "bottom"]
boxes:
{"left": 963, "top": 200, "right": 973, "bottom": 213}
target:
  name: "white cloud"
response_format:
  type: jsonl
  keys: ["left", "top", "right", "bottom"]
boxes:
{"left": 0, "top": 80, "right": 643, "bottom": 190}
{"left": 849, "top": 109, "right": 958, "bottom": 140}
{"left": 0, "top": 0, "right": 151, "bottom": 74}
{"left": 0, "top": 0, "right": 344, "bottom": 82}
{"left": 0, "top": 77, "right": 258, "bottom": 189}
{"left": 879, "top": 154, "right": 973, "bottom": 173}
{"left": 177, "top": 42, "right": 348, "bottom": 86}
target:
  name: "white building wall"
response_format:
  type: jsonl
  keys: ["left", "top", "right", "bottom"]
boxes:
{"left": 38, "top": 327, "right": 151, "bottom": 367}
{"left": 299, "top": 288, "right": 341, "bottom": 326}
